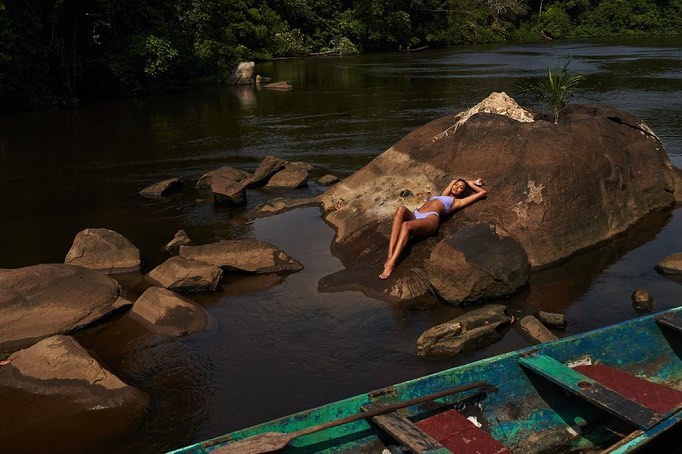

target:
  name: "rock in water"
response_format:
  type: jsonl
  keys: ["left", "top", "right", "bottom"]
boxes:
{"left": 165, "top": 230, "right": 192, "bottom": 255}
{"left": 266, "top": 162, "right": 309, "bottom": 188}
{"left": 242, "top": 155, "right": 287, "bottom": 188}
{"left": 0, "top": 335, "right": 147, "bottom": 410}
{"left": 0, "top": 264, "right": 130, "bottom": 351}
{"left": 148, "top": 256, "right": 223, "bottom": 292}
{"left": 656, "top": 253, "right": 682, "bottom": 274}
{"left": 139, "top": 177, "right": 182, "bottom": 197}
{"left": 417, "top": 305, "right": 511, "bottom": 358}
{"left": 229, "top": 61, "right": 255, "bottom": 85}
{"left": 428, "top": 222, "right": 530, "bottom": 305}
{"left": 64, "top": 228, "right": 141, "bottom": 273}
{"left": 179, "top": 239, "right": 303, "bottom": 274}
{"left": 129, "top": 287, "right": 209, "bottom": 336}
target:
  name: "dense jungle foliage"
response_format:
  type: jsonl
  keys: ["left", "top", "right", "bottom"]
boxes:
{"left": 1, "top": 0, "right": 681, "bottom": 110}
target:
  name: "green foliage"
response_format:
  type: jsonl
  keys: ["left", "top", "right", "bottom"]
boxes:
{"left": 143, "top": 35, "right": 178, "bottom": 78}
{"left": 537, "top": 5, "right": 572, "bottom": 38}
{"left": 337, "top": 37, "right": 359, "bottom": 55}
{"left": 516, "top": 56, "right": 585, "bottom": 123}
{"left": 272, "top": 28, "right": 310, "bottom": 57}
{"left": 0, "top": 0, "right": 680, "bottom": 111}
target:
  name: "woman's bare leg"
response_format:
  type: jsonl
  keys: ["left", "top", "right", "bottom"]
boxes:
{"left": 380, "top": 216, "right": 439, "bottom": 279}
{"left": 386, "top": 206, "right": 413, "bottom": 264}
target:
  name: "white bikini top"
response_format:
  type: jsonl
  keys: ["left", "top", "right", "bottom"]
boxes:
{"left": 429, "top": 195, "right": 454, "bottom": 212}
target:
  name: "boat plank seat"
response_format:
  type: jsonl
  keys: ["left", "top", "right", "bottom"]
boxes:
{"left": 362, "top": 405, "right": 451, "bottom": 453}
{"left": 519, "top": 354, "right": 660, "bottom": 429}
{"left": 415, "top": 409, "right": 512, "bottom": 454}
{"left": 572, "top": 364, "right": 682, "bottom": 415}
{"left": 656, "top": 311, "right": 682, "bottom": 333}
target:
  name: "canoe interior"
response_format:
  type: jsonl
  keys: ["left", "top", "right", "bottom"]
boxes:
{"left": 170, "top": 307, "right": 682, "bottom": 453}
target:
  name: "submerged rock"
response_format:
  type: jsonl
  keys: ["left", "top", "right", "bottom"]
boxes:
{"left": 196, "top": 166, "right": 251, "bottom": 188}
{"left": 0, "top": 264, "right": 130, "bottom": 352}
{"left": 518, "top": 315, "right": 558, "bottom": 344}
{"left": 318, "top": 174, "right": 340, "bottom": 186}
{"left": 631, "top": 288, "right": 654, "bottom": 313}
{"left": 129, "top": 287, "right": 209, "bottom": 336}
{"left": 255, "top": 196, "right": 320, "bottom": 216}
{"left": 139, "top": 177, "right": 182, "bottom": 197}
{"left": 656, "top": 253, "right": 682, "bottom": 274}
{"left": 263, "top": 81, "right": 293, "bottom": 91}
{"left": 265, "top": 162, "right": 309, "bottom": 188}
{"left": 64, "top": 228, "right": 141, "bottom": 274}
{"left": 416, "top": 305, "right": 511, "bottom": 358}
{"left": 536, "top": 311, "right": 566, "bottom": 329}
{"left": 148, "top": 256, "right": 223, "bottom": 292}
{"left": 179, "top": 239, "right": 303, "bottom": 274}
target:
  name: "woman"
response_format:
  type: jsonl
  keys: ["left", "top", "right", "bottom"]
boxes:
{"left": 380, "top": 178, "right": 487, "bottom": 279}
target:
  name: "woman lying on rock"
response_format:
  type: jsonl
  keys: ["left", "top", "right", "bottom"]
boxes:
{"left": 380, "top": 178, "right": 487, "bottom": 279}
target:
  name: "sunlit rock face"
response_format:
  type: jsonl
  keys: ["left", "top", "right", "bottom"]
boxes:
{"left": 319, "top": 93, "right": 679, "bottom": 303}
{"left": 0, "top": 264, "right": 130, "bottom": 352}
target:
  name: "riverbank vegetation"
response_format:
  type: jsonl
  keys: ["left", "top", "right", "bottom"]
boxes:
{"left": 1, "top": 0, "right": 681, "bottom": 111}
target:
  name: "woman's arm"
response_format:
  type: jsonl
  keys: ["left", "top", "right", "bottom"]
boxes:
{"left": 441, "top": 179, "right": 457, "bottom": 196}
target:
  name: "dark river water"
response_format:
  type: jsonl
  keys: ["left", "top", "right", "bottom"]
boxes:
{"left": 1, "top": 37, "right": 682, "bottom": 453}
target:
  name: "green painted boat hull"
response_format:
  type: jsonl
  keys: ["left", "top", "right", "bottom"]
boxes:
{"left": 170, "top": 307, "right": 682, "bottom": 453}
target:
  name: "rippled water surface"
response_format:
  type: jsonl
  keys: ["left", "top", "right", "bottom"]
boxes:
{"left": 1, "top": 37, "right": 681, "bottom": 453}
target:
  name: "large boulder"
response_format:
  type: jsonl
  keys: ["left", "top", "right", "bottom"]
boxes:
{"left": 179, "top": 239, "right": 303, "bottom": 274}
{"left": 148, "top": 256, "right": 223, "bottom": 292}
{"left": 416, "top": 305, "right": 512, "bottom": 358}
{"left": 319, "top": 93, "right": 678, "bottom": 302}
{"left": 64, "top": 228, "right": 141, "bottom": 273}
{"left": 0, "top": 264, "right": 130, "bottom": 352}
{"left": 0, "top": 335, "right": 147, "bottom": 410}
{"left": 128, "top": 287, "right": 209, "bottom": 336}
{"left": 428, "top": 222, "right": 530, "bottom": 305}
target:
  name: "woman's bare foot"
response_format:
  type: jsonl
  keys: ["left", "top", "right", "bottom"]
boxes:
{"left": 380, "top": 261, "right": 395, "bottom": 279}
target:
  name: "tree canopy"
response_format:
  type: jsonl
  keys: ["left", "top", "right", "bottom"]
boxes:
{"left": 1, "top": 0, "right": 680, "bottom": 110}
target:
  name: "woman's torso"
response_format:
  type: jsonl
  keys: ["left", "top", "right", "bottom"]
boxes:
{"left": 418, "top": 196, "right": 454, "bottom": 215}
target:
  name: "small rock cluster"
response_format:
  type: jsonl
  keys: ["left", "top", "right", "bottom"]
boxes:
{"left": 417, "top": 307, "right": 567, "bottom": 358}
{"left": 0, "top": 154, "right": 335, "bottom": 441}
{"left": 139, "top": 154, "right": 341, "bottom": 207}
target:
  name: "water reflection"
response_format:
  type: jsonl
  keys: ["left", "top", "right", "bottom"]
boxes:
{"left": 233, "top": 86, "right": 257, "bottom": 108}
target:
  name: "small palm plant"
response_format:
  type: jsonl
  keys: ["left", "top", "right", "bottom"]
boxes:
{"left": 516, "top": 56, "right": 585, "bottom": 124}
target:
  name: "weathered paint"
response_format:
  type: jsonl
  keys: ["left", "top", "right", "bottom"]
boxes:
{"left": 169, "top": 307, "right": 682, "bottom": 454}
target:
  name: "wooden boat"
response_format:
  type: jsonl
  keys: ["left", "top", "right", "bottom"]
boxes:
{"left": 169, "top": 307, "right": 682, "bottom": 453}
